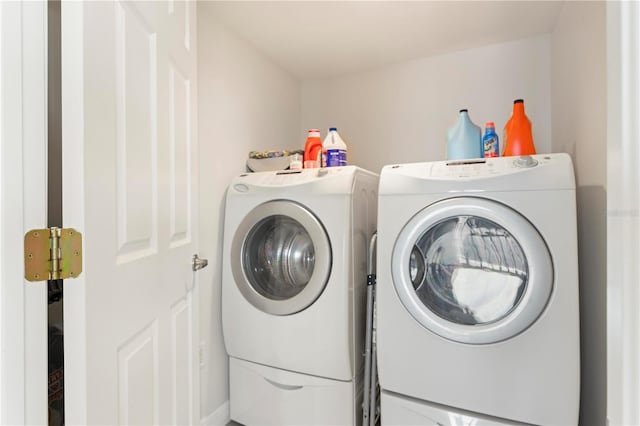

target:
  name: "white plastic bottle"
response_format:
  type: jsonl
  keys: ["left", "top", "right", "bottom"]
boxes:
{"left": 322, "top": 127, "right": 347, "bottom": 167}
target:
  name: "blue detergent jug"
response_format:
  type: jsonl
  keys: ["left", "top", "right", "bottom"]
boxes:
{"left": 446, "top": 109, "right": 482, "bottom": 160}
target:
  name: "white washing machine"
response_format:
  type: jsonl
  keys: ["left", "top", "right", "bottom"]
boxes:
{"left": 222, "top": 166, "right": 378, "bottom": 426}
{"left": 376, "top": 154, "right": 579, "bottom": 425}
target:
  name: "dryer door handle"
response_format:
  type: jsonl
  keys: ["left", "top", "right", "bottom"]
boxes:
{"left": 264, "top": 377, "right": 303, "bottom": 391}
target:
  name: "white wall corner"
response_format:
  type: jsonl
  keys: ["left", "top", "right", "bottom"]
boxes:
{"left": 201, "top": 401, "right": 230, "bottom": 426}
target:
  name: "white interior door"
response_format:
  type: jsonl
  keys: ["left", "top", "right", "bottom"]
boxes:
{"left": 0, "top": 1, "right": 48, "bottom": 424}
{"left": 61, "top": 1, "right": 199, "bottom": 424}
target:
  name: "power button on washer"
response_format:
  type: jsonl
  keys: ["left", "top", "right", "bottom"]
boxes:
{"left": 514, "top": 155, "right": 538, "bottom": 168}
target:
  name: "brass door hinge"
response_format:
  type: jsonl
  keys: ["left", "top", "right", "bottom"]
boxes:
{"left": 24, "top": 227, "right": 83, "bottom": 282}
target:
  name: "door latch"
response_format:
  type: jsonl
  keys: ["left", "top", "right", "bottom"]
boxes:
{"left": 192, "top": 254, "right": 208, "bottom": 272}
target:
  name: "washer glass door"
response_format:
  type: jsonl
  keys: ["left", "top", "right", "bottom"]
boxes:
{"left": 232, "top": 200, "right": 332, "bottom": 315}
{"left": 393, "top": 197, "right": 553, "bottom": 344}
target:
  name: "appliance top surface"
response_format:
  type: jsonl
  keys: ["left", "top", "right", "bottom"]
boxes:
{"left": 379, "top": 153, "right": 575, "bottom": 194}
{"left": 229, "top": 165, "right": 378, "bottom": 193}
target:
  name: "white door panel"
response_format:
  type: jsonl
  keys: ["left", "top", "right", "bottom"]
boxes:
{"left": 0, "top": 1, "right": 48, "bottom": 424}
{"left": 62, "top": 1, "right": 199, "bottom": 423}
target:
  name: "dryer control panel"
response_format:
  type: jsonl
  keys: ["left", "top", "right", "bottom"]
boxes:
{"left": 430, "top": 155, "right": 553, "bottom": 178}
{"left": 379, "top": 153, "right": 575, "bottom": 194}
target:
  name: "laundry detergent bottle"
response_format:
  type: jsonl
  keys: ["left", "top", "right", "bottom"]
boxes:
{"left": 503, "top": 99, "right": 536, "bottom": 156}
{"left": 322, "top": 127, "right": 347, "bottom": 167}
{"left": 482, "top": 122, "right": 499, "bottom": 158}
{"left": 303, "top": 129, "right": 323, "bottom": 168}
{"left": 446, "top": 109, "right": 482, "bottom": 160}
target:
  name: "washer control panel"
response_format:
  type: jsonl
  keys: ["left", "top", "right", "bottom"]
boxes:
{"left": 234, "top": 165, "right": 348, "bottom": 187}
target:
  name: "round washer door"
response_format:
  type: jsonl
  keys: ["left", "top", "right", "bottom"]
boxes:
{"left": 392, "top": 197, "right": 553, "bottom": 344}
{"left": 231, "top": 200, "right": 332, "bottom": 316}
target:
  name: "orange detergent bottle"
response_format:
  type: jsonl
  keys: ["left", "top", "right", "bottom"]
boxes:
{"left": 303, "top": 129, "right": 322, "bottom": 168}
{"left": 503, "top": 99, "right": 537, "bottom": 156}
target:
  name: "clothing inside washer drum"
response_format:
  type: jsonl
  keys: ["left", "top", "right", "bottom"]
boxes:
{"left": 409, "top": 215, "right": 529, "bottom": 326}
{"left": 243, "top": 214, "right": 316, "bottom": 300}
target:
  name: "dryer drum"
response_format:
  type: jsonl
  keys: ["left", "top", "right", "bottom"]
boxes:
{"left": 391, "top": 197, "right": 553, "bottom": 344}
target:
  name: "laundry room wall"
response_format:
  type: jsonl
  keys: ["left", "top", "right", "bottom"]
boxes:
{"left": 551, "top": 2, "right": 607, "bottom": 425}
{"left": 300, "top": 12, "right": 608, "bottom": 422}
{"left": 197, "top": 4, "right": 301, "bottom": 423}
{"left": 300, "top": 35, "right": 552, "bottom": 172}
{"left": 196, "top": 2, "right": 607, "bottom": 423}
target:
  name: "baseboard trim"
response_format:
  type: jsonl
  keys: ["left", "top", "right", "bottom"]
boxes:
{"left": 201, "top": 400, "right": 230, "bottom": 426}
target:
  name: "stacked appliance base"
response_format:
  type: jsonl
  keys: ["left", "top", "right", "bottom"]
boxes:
{"left": 382, "top": 391, "right": 523, "bottom": 425}
{"left": 230, "top": 357, "right": 363, "bottom": 426}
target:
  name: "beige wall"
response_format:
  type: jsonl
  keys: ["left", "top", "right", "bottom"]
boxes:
{"left": 197, "top": 5, "right": 301, "bottom": 421}
{"left": 551, "top": 2, "right": 607, "bottom": 425}
{"left": 301, "top": 35, "right": 552, "bottom": 173}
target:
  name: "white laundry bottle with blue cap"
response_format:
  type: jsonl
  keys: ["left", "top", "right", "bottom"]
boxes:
{"left": 446, "top": 109, "right": 482, "bottom": 160}
{"left": 322, "top": 127, "right": 347, "bottom": 167}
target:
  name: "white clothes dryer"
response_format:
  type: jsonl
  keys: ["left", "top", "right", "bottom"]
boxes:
{"left": 376, "top": 154, "right": 579, "bottom": 425}
{"left": 222, "top": 166, "right": 378, "bottom": 426}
